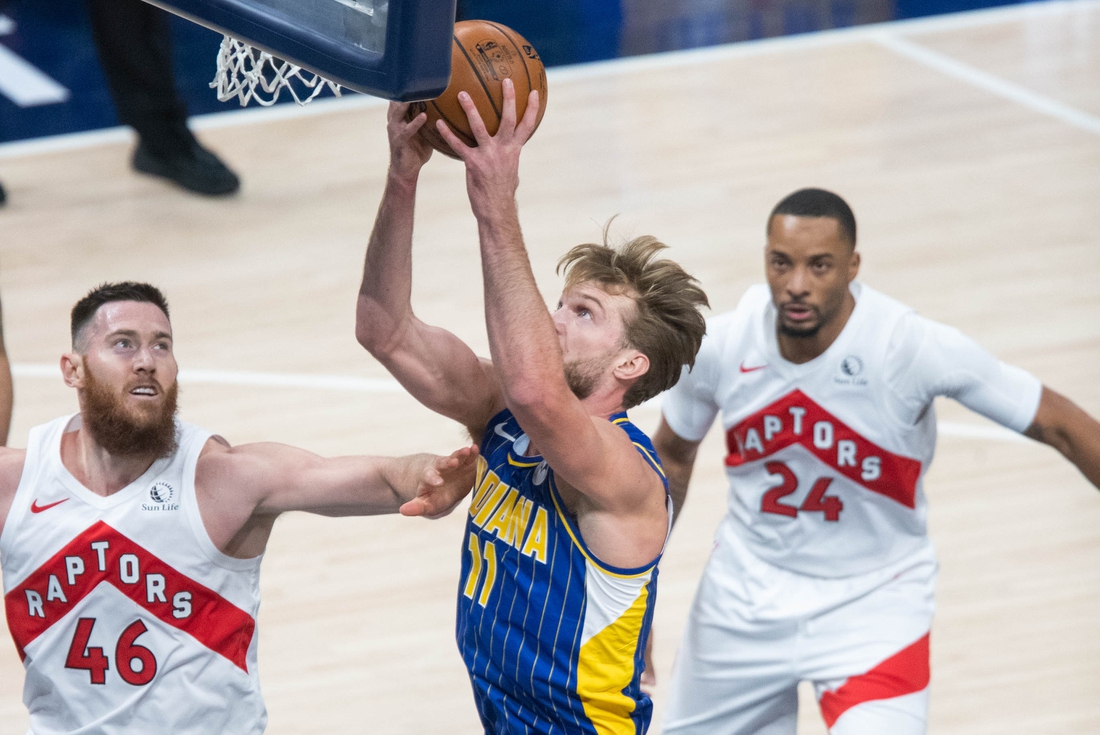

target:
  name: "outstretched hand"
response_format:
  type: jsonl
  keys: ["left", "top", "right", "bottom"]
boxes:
{"left": 435, "top": 78, "right": 540, "bottom": 220}
{"left": 400, "top": 445, "right": 480, "bottom": 519}
{"left": 387, "top": 101, "right": 434, "bottom": 181}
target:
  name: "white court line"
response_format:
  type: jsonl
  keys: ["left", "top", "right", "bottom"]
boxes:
{"left": 1, "top": 0, "right": 1097, "bottom": 158}
{"left": 11, "top": 363, "right": 1026, "bottom": 443}
{"left": 873, "top": 33, "right": 1100, "bottom": 137}
{"left": 11, "top": 363, "right": 403, "bottom": 393}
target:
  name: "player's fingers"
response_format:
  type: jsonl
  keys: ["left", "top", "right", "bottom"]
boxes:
{"left": 457, "top": 91, "right": 492, "bottom": 146}
{"left": 516, "top": 90, "right": 540, "bottom": 143}
{"left": 399, "top": 497, "right": 426, "bottom": 517}
{"left": 436, "top": 120, "right": 472, "bottom": 159}
{"left": 499, "top": 78, "right": 517, "bottom": 136}
{"left": 434, "top": 455, "right": 460, "bottom": 474}
{"left": 453, "top": 444, "right": 479, "bottom": 461}
{"left": 404, "top": 111, "right": 428, "bottom": 136}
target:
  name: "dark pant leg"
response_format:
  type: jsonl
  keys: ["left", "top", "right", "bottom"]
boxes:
{"left": 86, "top": 0, "right": 192, "bottom": 153}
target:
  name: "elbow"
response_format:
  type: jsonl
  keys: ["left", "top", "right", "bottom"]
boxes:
{"left": 354, "top": 298, "right": 396, "bottom": 357}
{"left": 354, "top": 313, "right": 380, "bottom": 353}
{"left": 503, "top": 379, "right": 557, "bottom": 419}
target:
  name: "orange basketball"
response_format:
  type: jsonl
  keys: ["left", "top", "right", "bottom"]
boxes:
{"left": 407, "top": 20, "right": 548, "bottom": 159}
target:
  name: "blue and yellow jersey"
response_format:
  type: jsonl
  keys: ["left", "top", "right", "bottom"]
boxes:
{"left": 457, "top": 408, "right": 670, "bottom": 735}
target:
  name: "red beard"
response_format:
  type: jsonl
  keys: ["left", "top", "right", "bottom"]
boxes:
{"left": 82, "top": 368, "right": 179, "bottom": 459}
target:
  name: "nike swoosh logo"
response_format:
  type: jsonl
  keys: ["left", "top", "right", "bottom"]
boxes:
{"left": 31, "top": 498, "right": 69, "bottom": 514}
{"left": 739, "top": 361, "right": 767, "bottom": 373}
{"left": 494, "top": 422, "right": 518, "bottom": 443}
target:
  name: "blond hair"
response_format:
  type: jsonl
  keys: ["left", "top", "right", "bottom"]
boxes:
{"left": 557, "top": 231, "right": 709, "bottom": 409}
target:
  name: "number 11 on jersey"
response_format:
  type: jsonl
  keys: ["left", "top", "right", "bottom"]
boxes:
{"left": 463, "top": 533, "right": 498, "bottom": 607}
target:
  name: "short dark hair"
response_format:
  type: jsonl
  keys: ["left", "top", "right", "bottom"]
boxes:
{"left": 71, "top": 282, "right": 171, "bottom": 349}
{"left": 558, "top": 233, "right": 709, "bottom": 409}
{"left": 768, "top": 188, "right": 856, "bottom": 247}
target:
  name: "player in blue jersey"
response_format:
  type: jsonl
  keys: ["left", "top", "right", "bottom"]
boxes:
{"left": 356, "top": 80, "right": 709, "bottom": 734}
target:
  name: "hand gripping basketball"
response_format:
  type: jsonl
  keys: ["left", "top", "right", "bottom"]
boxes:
{"left": 407, "top": 19, "right": 548, "bottom": 159}
{"left": 436, "top": 79, "right": 540, "bottom": 214}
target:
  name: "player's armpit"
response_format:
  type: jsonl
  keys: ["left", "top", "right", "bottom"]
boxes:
{"left": 1025, "top": 386, "right": 1100, "bottom": 491}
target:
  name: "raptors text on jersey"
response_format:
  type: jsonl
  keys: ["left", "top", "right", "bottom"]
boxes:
{"left": 0, "top": 415, "right": 266, "bottom": 734}
{"left": 663, "top": 282, "right": 1041, "bottom": 581}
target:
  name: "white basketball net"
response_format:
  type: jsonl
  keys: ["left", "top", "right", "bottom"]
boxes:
{"left": 211, "top": 36, "right": 344, "bottom": 107}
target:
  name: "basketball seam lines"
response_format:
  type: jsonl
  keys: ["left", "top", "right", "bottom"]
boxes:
{"left": 455, "top": 35, "right": 502, "bottom": 120}
{"left": 484, "top": 21, "right": 533, "bottom": 93}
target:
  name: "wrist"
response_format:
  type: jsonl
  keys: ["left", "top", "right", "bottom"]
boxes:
{"left": 387, "top": 165, "right": 420, "bottom": 190}
{"left": 471, "top": 192, "right": 518, "bottom": 226}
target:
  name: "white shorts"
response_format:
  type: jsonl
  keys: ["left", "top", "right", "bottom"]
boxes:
{"left": 663, "top": 537, "right": 937, "bottom": 735}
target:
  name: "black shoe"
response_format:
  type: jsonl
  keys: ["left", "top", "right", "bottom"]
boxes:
{"left": 0, "top": 180, "right": 6, "bottom": 207}
{"left": 133, "top": 140, "right": 240, "bottom": 196}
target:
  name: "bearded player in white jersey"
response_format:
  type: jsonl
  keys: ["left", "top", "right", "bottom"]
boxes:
{"left": 653, "top": 189, "right": 1100, "bottom": 734}
{"left": 0, "top": 282, "right": 478, "bottom": 734}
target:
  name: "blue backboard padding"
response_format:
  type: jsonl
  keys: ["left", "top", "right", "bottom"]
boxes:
{"left": 144, "top": 0, "right": 456, "bottom": 100}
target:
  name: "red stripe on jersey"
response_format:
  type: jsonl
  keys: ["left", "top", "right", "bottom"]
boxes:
{"left": 725, "top": 389, "right": 922, "bottom": 508}
{"left": 4, "top": 521, "right": 254, "bottom": 671}
{"left": 818, "top": 632, "right": 930, "bottom": 728}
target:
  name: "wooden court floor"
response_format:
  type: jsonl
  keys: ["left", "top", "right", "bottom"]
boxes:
{"left": 0, "top": 2, "right": 1098, "bottom": 732}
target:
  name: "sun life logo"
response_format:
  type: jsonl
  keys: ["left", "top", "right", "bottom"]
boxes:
{"left": 840, "top": 355, "right": 864, "bottom": 377}
{"left": 149, "top": 481, "right": 174, "bottom": 504}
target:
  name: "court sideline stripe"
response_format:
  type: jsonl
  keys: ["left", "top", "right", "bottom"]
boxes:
{"left": 1, "top": 0, "right": 1096, "bottom": 159}
{"left": 10, "top": 363, "right": 1026, "bottom": 443}
{"left": 872, "top": 33, "right": 1100, "bottom": 137}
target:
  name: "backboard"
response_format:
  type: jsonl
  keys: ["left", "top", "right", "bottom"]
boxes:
{"left": 143, "top": 0, "right": 456, "bottom": 101}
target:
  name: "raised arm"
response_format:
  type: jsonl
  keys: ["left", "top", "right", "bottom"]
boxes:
{"left": 435, "top": 82, "right": 662, "bottom": 517}
{"left": 196, "top": 439, "right": 479, "bottom": 557}
{"left": 356, "top": 103, "right": 503, "bottom": 437}
{"left": 1025, "top": 387, "right": 1100, "bottom": 490}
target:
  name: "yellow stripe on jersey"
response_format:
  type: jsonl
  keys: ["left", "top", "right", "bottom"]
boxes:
{"left": 507, "top": 456, "right": 541, "bottom": 468}
{"left": 576, "top": 585, "right": 649, "bottom": 734}
{"left": 632, "top": 443, "right": 666, "bottom": 479}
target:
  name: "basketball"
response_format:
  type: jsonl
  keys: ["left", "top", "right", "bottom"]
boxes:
{"left": 407, "top": 20, "right": 548, "bottom": 159}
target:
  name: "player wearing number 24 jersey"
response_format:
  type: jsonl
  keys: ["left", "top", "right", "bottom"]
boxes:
{"left": 0, "top": 282, "right": 479, "bottom": 734}
{"left": 358, "top": 83, "right": 708, "bottom": 733}
{"left": 654, "top": 189, "right": 1100, "bottom": 735}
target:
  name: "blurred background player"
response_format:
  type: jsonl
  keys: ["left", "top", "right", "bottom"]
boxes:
{"left": 0, "top": 282, "right": 476, "bottom": 733}
{"left": 86, "top": 0, "right": 239, "bottom": 196}
{"left": 356, "top": 83, "right": 708, "bottom": 732}
{"left": 653, "top": 188, "right": 1100, "bottom": 734}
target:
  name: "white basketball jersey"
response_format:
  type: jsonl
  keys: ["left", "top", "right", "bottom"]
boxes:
{"left": 0, "top": 415, "right": 266, "bottom": 735}
{"left": 664, "top": 283, "right": 1042, "bottom": 581}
